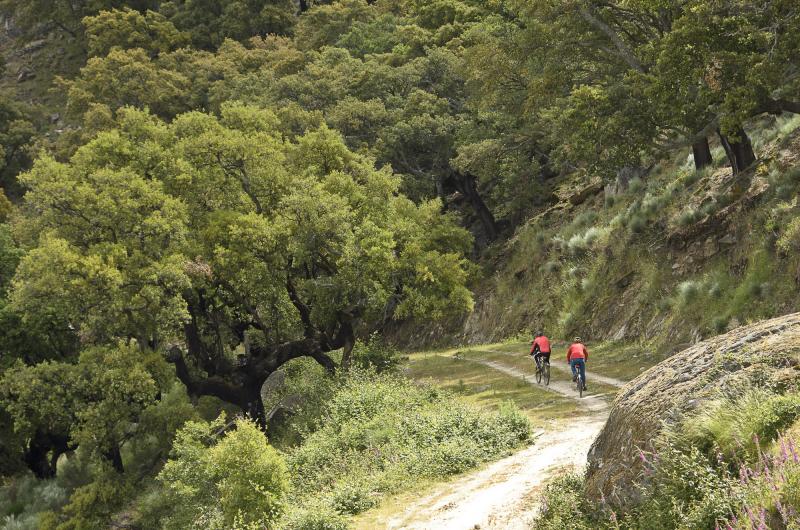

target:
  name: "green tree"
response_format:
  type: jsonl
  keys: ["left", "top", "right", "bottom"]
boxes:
{"left": 156, "top": 416, "right": 288, "bottom": 529}
{"left": 0, "top": 0, "right": 157, "bottom": 38}
{"left": 11, "top": 104, "right": 473, "bottom": 429}
{"left": 0, "top": 343, "right": 170, "bottom": 476}
{"left": 62, "top": 48, "right": 193, "bottom": 120}
{"left": 161, "top": 0, "right": 297, "bottom": 50}
{"left": 0, "top": 96, "right": 36, "bottom": 199}
{"left": 83, "top": 7, "right": 190, "bottom": 57}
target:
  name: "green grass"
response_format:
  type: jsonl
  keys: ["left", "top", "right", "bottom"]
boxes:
{"left": 405, "top": 354, "right": 578, "bottom": 423}
{"left": 475, "top": 341, "right": 666, "bottom": 383}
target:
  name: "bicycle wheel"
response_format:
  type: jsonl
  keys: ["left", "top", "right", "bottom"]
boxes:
{"left": 543, "top": 362, "right": 550, "bottom": 386}
{"left": 577, "top": 374, "right": 583, "bottom": 398}
{"left": 535, "top": 360, "right": 542, "bottom": 384}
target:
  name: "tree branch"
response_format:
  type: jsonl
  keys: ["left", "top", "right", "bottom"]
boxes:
{"left": 577, "top": 3, "right": 646, "bottom": 73}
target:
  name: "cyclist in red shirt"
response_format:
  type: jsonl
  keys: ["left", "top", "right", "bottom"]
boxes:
{"left": 567, "top": 337, "right": 588, "bottom": 391}
{"left": 530, "top": 332, "right": 551, "bottom": 374}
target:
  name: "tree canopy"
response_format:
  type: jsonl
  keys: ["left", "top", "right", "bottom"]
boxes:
{"left": 8, "top": 103, "right": 473, "bottom": 437}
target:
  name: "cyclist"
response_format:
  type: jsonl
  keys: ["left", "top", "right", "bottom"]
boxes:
{"left": 567, "top": 337, "right": 589, "bottom": 391}
{"left": 530, "top": 331, "right": 551, "bottom": 373}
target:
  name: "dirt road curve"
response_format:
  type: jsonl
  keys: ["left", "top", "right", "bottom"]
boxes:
{"left": 377, "top": 357, "right": 612, "bottom": 530}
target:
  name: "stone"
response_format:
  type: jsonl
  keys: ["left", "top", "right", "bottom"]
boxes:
{"left": 585, "top": 313, "right": 800, "bottom": 507}
{"left": 49, "top": 113, "right": 60, "bottom": 123}
{"left": 719, "top": 234, "right": 737, "bottom": 245}
{"left": 16, "top": 69, "right": 34, "bottom": 82}
{"left": 261, "top": 370, "right": 287, "bottom": 399}
{"left": 21, "top": 39, "right": 46, "bottom": 54}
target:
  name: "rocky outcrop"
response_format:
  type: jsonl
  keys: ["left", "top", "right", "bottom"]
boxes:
{"left": 585, "top": 313, "right": 800, "bottom": 506}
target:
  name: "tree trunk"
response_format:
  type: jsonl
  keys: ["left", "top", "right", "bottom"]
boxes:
{"left": 452, "top": 171, "right": 498, "bottom": 242}
{"left": 717, "top": 127, "right": 756, "bottom": 175}
{"left": 104, "top": 445, "right": 124, "bottom": 474}
{"left": 24, "top": 431, "right": 69, "bottom": 479}
{"left": 338, "top": 321, "right": 356, "bottom": 372}
{"left": 245, "top": 386, "right": 268, "bottom": 431}
{"left": 692, "top": 137, "right": 713, "bottom": 170}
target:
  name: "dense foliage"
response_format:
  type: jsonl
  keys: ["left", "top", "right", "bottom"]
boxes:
{"left": 1, "top": 0, "right": 800, "bottom": 527}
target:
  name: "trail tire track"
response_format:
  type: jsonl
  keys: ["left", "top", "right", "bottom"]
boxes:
{"left": 370, "top": 355, "right": 611, "bottom": 529}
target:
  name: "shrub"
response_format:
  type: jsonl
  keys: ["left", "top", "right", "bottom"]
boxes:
{"left": 351, "top": 334, "right": 400, "bottom": 373}
{"left": 678, "top": 390, "right": 800, "bottom": 464}
{"left": 281, "top": 501, "right": 349, "bottom": 530}
{"left": 708, "top": 282, "right": 722, "bottom": 299}
{"left": 677, "top": 208, "right": 700, "bottom": 227}
{"left": 628, "top": 214, "right": 646, "bottom": 234}
{"left": 777, "top": 215, "right": 800, "bottom": 253}
{"left": 712, "top": 316, "right": 728, "bottom": 334}
{"left": 641, "top": 193, "right": 668, "bottom": 217}
{"left": 543, "top": 260, "right": 560, "bottom": 274}
{"left": 676, "top": 280, "right": 703, "bottom": 306}
{"left": 531, "top": 473, "right": 594, "bottom": 529}
{"left": 572, "top": 211, "right": 599, "bottom": 230}
{"left": 628, "top": 177, "right": 645, "bottom": 194}
{"left": 287, "top": 371, "right": 531, "bottom": 516}
{"left": 156, "top": 416, "right": 289, "bottom": 530}
{"left": 0, "top": 477, "right": 69, "bottom": 530}
{"left": 632, "top": 443, "right": 741, "bottom": 530}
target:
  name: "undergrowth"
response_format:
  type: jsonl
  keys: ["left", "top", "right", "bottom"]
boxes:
{"left": 284, "top": 370, "right": 532, "bottom": 527}
{"left": 531, "top": 389, "right": 800, "bottom": 530}
{"left": 475, "top": 115, "right": 800, "bottom": 349}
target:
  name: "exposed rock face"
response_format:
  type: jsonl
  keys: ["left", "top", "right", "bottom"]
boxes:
{"left": 585, "top": 313, "right": 800, "bottom": 506}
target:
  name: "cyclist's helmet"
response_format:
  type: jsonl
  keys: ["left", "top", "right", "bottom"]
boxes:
{"left": 574, "top": 336, "right": 582, "bottom": 343}
{"left": 535, "top": 331, "right": 543, "bottom": 337}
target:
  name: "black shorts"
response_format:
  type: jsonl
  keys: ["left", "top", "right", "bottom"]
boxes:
{"left": 533, "top": 351, "right": 551, "bottom": 362}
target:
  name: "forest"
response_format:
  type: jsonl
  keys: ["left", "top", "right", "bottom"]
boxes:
{"left": 1, "top": 0, "right": 800, "bottom": 529}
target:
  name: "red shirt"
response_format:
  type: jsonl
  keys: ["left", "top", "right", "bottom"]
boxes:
{"left": 567, "top": 343, "right": 588, "bottom": 363}
{"left": 530, "top": 336, "right": 551, "bottom": 354}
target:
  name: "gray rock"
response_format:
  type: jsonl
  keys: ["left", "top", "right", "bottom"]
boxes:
{"left": 16, "top": 69, "right": 34, "bottom": 82}
{"left": 585, "top": 313, "right": 800, "bottom": 508}
{"left": 21, "top": 39, "right": 46, "bottom": 54}
{"left": 261, "top": 370, "right": 287, "bottom": 399}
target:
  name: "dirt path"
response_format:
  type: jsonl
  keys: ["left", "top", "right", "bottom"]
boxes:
{"left": 475, "top": 359, "right": 610, "bottom": 413}
{"left": 367, "top": 358, "right": 611, "bottom": 530}
{"left": 482, "top": 348, "right": 628, "bottom": 389}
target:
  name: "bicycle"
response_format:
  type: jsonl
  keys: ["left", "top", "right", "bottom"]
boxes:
{"left": 534, "top": 356, "right": 550, "bottom": 386}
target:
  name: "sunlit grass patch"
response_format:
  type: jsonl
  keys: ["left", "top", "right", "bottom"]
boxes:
{"left": 405, "top": 354, "right": 578, "bottom": 422}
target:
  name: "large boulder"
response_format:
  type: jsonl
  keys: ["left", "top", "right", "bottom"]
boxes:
{"left": 585, "top": 313, "right": 800, "bottom": 506}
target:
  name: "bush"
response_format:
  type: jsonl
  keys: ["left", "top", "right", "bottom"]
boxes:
{"left": 676, "top": 280, "right": 703, "bottom": 307}
{"left": 281, "top": 502, "right": 349, "bottom": 530}
{"left": 677, "top": 208, "right": 701, "bottom": 227}
{"left": 0, "top": 477, "right": 69, "bottom": 530}
{"left": 287, "top": 371, "right": 531, "bottom": 516}
{"left": 531, "top": 474, "right": 594, "bottom": 530}
{"left": 711, "top": 316, "right": 728, "bottom": 334}
{"left": 351, "top": 334, "right": 400, "bottom": 373}
{"left": 156, "top": 416, "right": 289, "bottom": 530}
{"left": 628, "top": 214, "right": 646, "bottom": 234}
{"left": 777, "top": 215, "right": 800, "bottom": 253}
{"left": 628, "top": 177, "right": 645, "bottom": 194}
{"left": 543, "top": 260, "right": 560, "bottom": 274}
{"left": 678, "top": 390, "right": 800, "bottom": 464}
{"left": 532, "top": 392, "right": 800, "bottom": 530}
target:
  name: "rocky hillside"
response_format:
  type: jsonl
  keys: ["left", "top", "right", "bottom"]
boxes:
{"left": 394, "top": 116, "right": 800, "bottom": 354}
{"left": 584, "top": 313, "right": 800, "bottom": 507}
